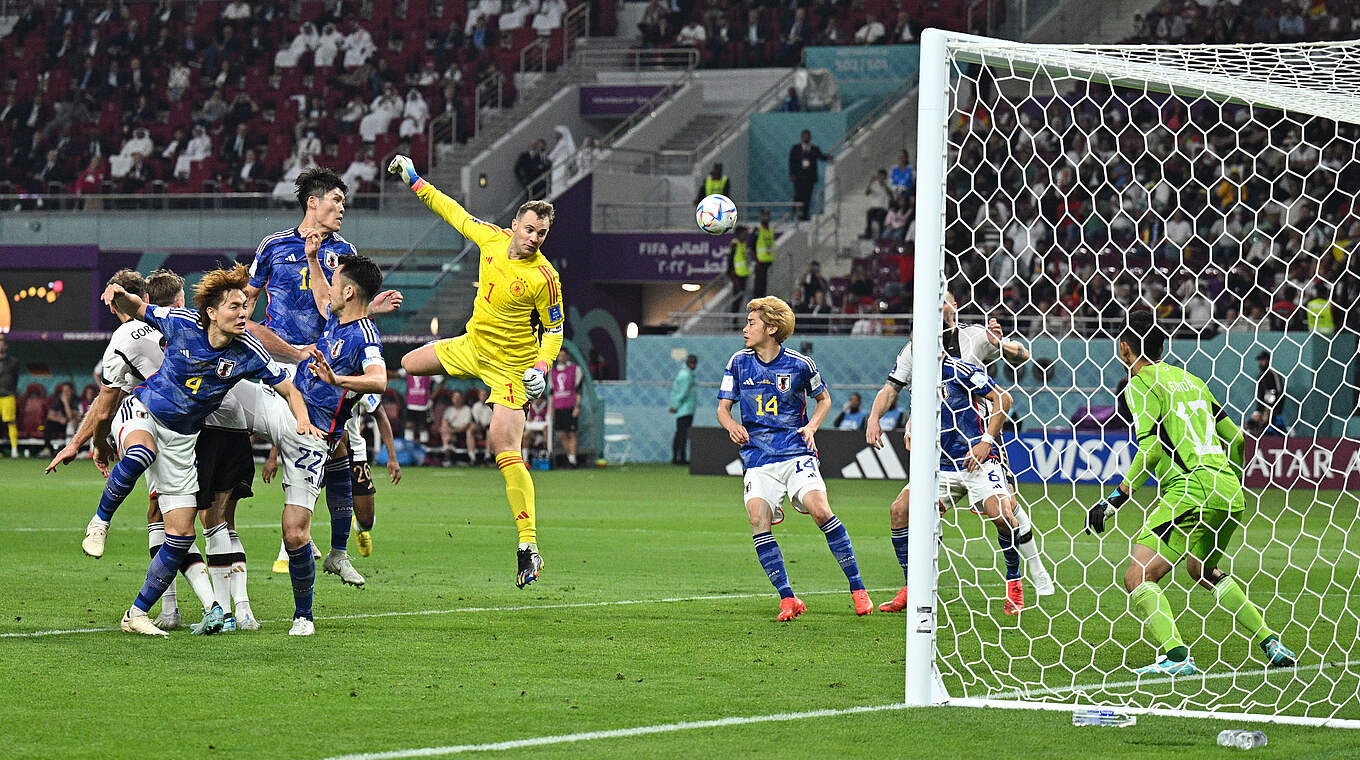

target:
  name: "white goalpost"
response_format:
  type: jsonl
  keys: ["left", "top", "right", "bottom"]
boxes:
{"left": 909, "top": 28, "right": 1360, "bottom": 728}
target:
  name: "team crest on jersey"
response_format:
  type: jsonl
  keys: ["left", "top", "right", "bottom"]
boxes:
{"left": 775, "top": 373, "right": 792, "bottom": 393}
{"left": 510, "top": 280, "right": 526, "bottom": 297}
{"left": 324, "top": 251, "right": 339, "bottom": 270}
{"left": 215, "top": 358, "right": 236, "bottom": 378}
{"left": 330, "top": 339, "right": 344, "bottom": 359}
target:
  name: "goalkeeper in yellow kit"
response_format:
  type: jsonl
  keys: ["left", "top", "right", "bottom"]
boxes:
{"left": 388, "top": 154, "right": 563, "bottom": 588}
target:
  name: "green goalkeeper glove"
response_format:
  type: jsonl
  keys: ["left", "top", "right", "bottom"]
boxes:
{"left": 1085, "top": 488, "right": 1130, "bottom": 535}
{"left": 388, "top": 155, "right": 421, "bottom": 188}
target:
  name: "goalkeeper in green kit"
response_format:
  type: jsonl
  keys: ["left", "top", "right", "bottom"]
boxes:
{"left": 1087, "top": 311, "right": 1297, "bottom": 675}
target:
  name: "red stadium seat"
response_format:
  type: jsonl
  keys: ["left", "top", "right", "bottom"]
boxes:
{"left": 409, "top": 133, "right": 429, "bottom": 166}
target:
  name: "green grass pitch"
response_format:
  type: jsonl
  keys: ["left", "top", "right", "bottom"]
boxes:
{"left": 2, "top": 459, "right": 1356, "bottom": 759}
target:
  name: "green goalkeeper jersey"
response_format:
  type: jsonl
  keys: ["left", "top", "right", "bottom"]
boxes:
{"left": 1123, "top": 362, "right": 1245, "bottom": 501}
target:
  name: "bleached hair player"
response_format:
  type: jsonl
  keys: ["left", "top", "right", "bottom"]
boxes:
{"left": 867, "top": 292, "right": 1054, "bottom": 614}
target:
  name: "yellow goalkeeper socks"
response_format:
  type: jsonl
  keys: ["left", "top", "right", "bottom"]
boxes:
{"left": 496, "top": 451, "right": 536, "bottom": 545}
{"left": 1214, "top": 576, "right": 1272, "bottom": 645}
{"left": 1130, "top": 581, "right": 1186, "bottom": 657}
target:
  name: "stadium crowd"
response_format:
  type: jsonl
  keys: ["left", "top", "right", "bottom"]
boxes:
{"left": 0, "top": 0, "right": 584, "bottom": 202}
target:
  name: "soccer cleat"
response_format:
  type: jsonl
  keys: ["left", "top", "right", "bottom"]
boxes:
{"left": 191, "top": 603, "right": 226, "bottom": 635}
{"left": 771, "top": 503, "right": 785, "bottom": 525}
{"left": 851, "top": 588, "right": 874, "bottom": 616}
{"left": 82, "top": 519, "right": 109, "bottom": 558}
{"left": 311, "top": 542, "right": 323, "bottom": 560}
{"left": 1263, "top": 638, "right": 1297, "bottom": 668}
{"left": 121, "top": 609, "right": 169, "bottom": 637}
{"left": 516, "top": 544, "right": 543, "bottom": 589}
{"left": 1133, "top": 655, "right": 1198, "bottom": 676}
{"left": 353, "top": 517, "right": 373, "bottom": 557}
{"left": 1003, "top": 578, "right": 1025, "bottom": 615}
{"left": 154, "top": 609, "right": 183, "bottom": 630}
{"left": 221, "top": 614, "right": 237, "bottom": 633}
{"left": 878, "top": 585, "right": 910, "bottom": 613}
{"left": 1031, "top": 568, "right": 1057, "bottom": 597}
{"left": 323, "top": 550, "right": 366, "bottom": 587}
{"left": 235, "top": 612, "right": 261, "bottom": 631}
{"left": 288, "top": 617, "right": 315, "bottom": 636}
{"left": 776, "top": 596, "right": 807, "bottom": 621}
{"left": 272, "top": 558, "right": 289, "bottom": 574}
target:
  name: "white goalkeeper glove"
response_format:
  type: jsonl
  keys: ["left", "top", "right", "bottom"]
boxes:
{"left": 388, "top": 154, "right": 421, "bottom": 188}
{"left": 523, "top": 362, "right": 548, "bottom": 401}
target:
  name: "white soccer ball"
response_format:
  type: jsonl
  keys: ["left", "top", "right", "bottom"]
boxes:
{"left": 696, "top": 194, "right": 737, "bottom": 235}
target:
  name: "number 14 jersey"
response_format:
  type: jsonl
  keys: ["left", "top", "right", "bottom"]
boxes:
{"left": 719, "top": 346, "right": 827, "bottom": 470}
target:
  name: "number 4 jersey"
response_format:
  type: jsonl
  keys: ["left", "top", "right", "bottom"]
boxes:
{"left": 718, "top": 346, "right": 826, "bottom": 469}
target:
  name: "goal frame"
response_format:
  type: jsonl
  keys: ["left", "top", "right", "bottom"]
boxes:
{"left": 906, "top": 27, "right": 1360, "bottom": 729}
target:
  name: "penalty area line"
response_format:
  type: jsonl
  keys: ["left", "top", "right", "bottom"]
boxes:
{"left": 0, "top": 587, "right": 902, "bottom": 638}
{"left": 317, "top": 703, "right": 912, "bottom": 760}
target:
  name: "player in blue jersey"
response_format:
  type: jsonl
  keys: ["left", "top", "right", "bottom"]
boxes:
{"left": 246, "top": 238, "right": 391, "bottom": 635}
{"left": 101, "top": 264, "right": 322, "bottom": 637}
{"left": 872, "top": 355, "right": 1023, "bottom": 616}
{"left": 716, "top": 296, "right": 873, "bottom": 621}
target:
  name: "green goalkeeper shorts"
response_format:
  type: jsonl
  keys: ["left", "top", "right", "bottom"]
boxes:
{"left": 1135, "top": 472, "right": 1245, "bottom": 568}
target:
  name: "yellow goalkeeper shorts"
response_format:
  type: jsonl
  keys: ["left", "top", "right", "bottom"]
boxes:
{"left": 433, "top": 335, "right": 527, "bottom": 409}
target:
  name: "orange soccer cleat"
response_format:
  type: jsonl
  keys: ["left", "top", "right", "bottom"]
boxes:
{"left": 851, "top": 588, "right": 874, "bottom": 616}
{"left": 878, "top": 585, "right": 910, "bottom": 613}
{"left": 776, "top": 596, "right": 807, "bottom": 621}
{"left": 1003, "top": 578, "right": 1025, "bottom": 615}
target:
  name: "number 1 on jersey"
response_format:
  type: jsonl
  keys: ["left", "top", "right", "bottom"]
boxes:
{"left": 299, "top": 267, "right": 310, "bottom": 290}
{"left": 753, "top": 394, "right": 778, "bottom": 416}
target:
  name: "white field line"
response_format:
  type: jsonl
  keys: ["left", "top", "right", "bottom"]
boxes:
{"left": 0, "top": 587, "right": 903, "bottom": 638}
{"left": 316, "top": 703, "right": 914, "bottom": 760}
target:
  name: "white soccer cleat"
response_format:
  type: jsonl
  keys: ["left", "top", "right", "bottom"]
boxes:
{"left": 1032, "top": 569, "right": 1057, "bottom": 597}
{"left": 235, "top": 613, "right": 261, "bottom": 631}
{"left": 311, "top": 542, "right": 322, "bottom": 560}
{"left": 82, "top": 518, "right": 109, "bottom": 558}
{"left": 323, "top": 550, "right": 366, "bottom": 587}
{"left": 121, "top": 609, "right": 169, "bottom": 637}
{"left": 288, "top": 617, "right": 315, "bottom": 636}
{"left": 154, "top": 609, "right": 183, "bottom": 630}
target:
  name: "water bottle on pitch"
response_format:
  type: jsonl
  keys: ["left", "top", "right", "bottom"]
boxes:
{"left": 1217, "top": 729, "right": 1268, "bottom": 749}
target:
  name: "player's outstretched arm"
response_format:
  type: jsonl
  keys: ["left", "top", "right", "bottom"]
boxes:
{"left": 716, "top": 398, "right": 749, "bottom": 445}
{"left": 388, "top": 155, "right": 504, "bottom": 247}
{"left": 373, "top": 409, "right": 402, "bottom": 484}
{"left": 100, "top": 283, "right": 148, "bottom": 321}
{"left": 301, "top": 228, "right": 332, "bottom": 316}
{"left": 866, "top": 381, "right": 901, "bottom": 449}
{"left": 307, "top": 347, "right": 387, "bottom": 393}
{"left": 248, "top": 321, "right": 309, "bottom": 363}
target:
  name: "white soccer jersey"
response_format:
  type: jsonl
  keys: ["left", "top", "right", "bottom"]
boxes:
{"left": 204, "top": 381, "right": 257, "bottom": 432}
{"left": 99, "top": 320, "right": 165, "bottom": 393}
{"left": 889, "top": 324, "right": 1000, "bottom": 386}
{"left": 345, "top": 393, "right": 381, "bottom": 462}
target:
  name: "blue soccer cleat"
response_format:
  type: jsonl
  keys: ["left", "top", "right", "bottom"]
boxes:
{"left": 1133, "top": 655, "right": 1198, "bottom": 676}
{"left": 190, "top": 603, "right": 226, "bottom": 635}
{"left": 1263, "top": 638, "right": 1297, "bottom": 668}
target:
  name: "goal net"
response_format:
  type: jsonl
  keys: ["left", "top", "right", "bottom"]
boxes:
{"left": 907, "top": 30, "right": 1360, "bottom": 726}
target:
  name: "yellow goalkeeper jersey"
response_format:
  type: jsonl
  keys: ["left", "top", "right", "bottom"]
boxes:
{"left": 414, "top": 181, "right": 564, "bottom": 369}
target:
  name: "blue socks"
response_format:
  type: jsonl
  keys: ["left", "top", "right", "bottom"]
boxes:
{"left": 324, "top": 455, "right": 354, "bottom": 552}
{"left": 753, "top": 531, "right": 794, "bottom": 599}
{"left": 133, "top": 532, "right": 193, "bottom": 613}
{"left": 97, "top": 444, "right": 154, "bottom": 523}
{"left": 891, "top": 527, "right": 909, "bottom": 583}
{"left": 996, "top": 526, "right": 1021, "bottom": 581}
{"left": 819, "top": 516, "right": 865, "bottom": 591}
{"left": 286, "top": 543, "right": 316, "bottom": 620}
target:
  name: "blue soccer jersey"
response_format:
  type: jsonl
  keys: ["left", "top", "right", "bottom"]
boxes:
{"left": 292, "top": 310, "right": 385, "bottom": 440}
{"left": 134, "top": 306, "right": 288, "bottom": 434}
{"left": 248, "top": 227, "right": 357, "bottom": 346}
{"left": 718, "top": 346, "right": 827, "bottom": 469}
{"left": 940, "top": 356, "right": 1002, "bottom": 472}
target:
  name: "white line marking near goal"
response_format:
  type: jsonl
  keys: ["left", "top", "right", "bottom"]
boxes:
{"left": 317, "top": 703, "right": 912, "bottom": 760}
{"left": 0, "top": 587, "right": 901, "bottom": 638}
{"left": 986, "top": 658, "right": 1360, "bottom": 702}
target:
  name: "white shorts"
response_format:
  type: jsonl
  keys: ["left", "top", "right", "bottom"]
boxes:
{"left": 936, "top": 461, "right": 1010, "bottom": 513}
{"left": 743, "top": 455, "right": 826, "bottom": 523}
{"left": 345, "top": 414, "right": 366, "bottom": 463}
{"left": 242, "top": 382, "right": 329, "bottom": 509}
{"left": 114, "top": 396, "right": 199, "bottom": 511}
